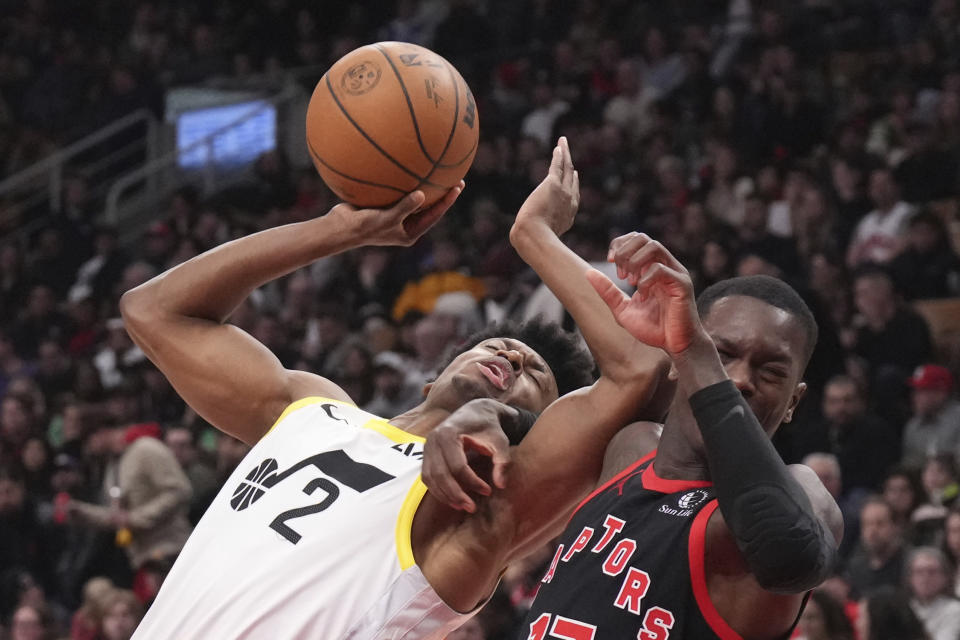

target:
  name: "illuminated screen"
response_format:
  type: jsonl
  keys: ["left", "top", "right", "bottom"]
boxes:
{"left": 176, "top": 101, "right": 276, "bottom": 168}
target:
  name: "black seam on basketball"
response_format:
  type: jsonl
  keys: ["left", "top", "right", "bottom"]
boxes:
{"left": 413, "top": 59, "right": 461, "bottom": 191}
{"left": 373, "top": 44, "right": 437, "bottom": 165}
{"left": 323, "top": 74, "right": 445, "bottom": 190}
{"left": 436, "top": 137, "right": 478, "bottom": 169}
{"left": 307, "top": 138, "right": 408, "bottom": 194}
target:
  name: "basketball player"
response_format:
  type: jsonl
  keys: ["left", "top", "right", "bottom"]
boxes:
{"left": 123, "top": 140, "right": 671, "bottom": 638}
{"left": 431, "top": 235, "right": 844, "bottom": 638}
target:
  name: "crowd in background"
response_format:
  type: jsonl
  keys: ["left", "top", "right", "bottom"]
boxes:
{"left": 3, "top": 0, "right": 960, "bottom": 638}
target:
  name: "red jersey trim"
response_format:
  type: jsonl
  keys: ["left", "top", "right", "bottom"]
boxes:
{"left": 689, "top": 500, "right": 744, "bottom": 640}
{"left": 640, "top": 460, "right": 713, "bottom": 494}
{"left": 572, "top": 449, "right": 657, "bottom": 516}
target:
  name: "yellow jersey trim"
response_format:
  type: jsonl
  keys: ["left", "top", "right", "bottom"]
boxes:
{"left": 265, "top": 396, "right": 356, "bottom": 436}
{"left": 361, "top": 418, "right": 426, "bottom": 445}
{"left": 395, "top": 476, "right": 428, "bottom": 570}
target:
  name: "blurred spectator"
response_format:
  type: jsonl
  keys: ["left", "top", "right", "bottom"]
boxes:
{"left": 907, "top": 547, "right": 960, "bottom": 640}
{"left": 794, "top": 589, "right": 854, "bottom": 640}
{"left": 902, "top": 365, "right": 960, "bottom": 468}
{"left": 10, "top": 285, "right": 70, "bottom": 361}
{"left": 737, "top": 193, "right": 800, "bottom": 276}
{"left": 520, "top": 82, "right": 569, "bottom": 148}
{"left": 912, "top": 454, "right": 960, "bottom": 544}
{"left": 603, "top": 59, "right": 656, "bottom": 141}
{"left": 0, "top": 472, "right": 51, "bottom": 589}
{"left": 847, "top": 169, "right": 915, "bottom": 268}
{"left": 889, "top": 211, "right": 960, "bottom": 299}
{"left": 857, "top": 587, "right": 930, "bottom": 640}
{"left": 803, "top": 453, "right": 862, "bottom": 559}
{"left": 391, "top": 237, "right": 485, "bottom": 322}
{"left": 363, "top": 351, "right": 423, "bottom": 418}
{"left": 8, "top": 603, "right": 55, "bottom": 640}
{"left": 163, "top": 427, "right": 218, "bottom": 525}
{"left": 847, "top": 496, "right": 907, "bottom": 598}
{"left": 93, "top": 320, "right": 146, "bottom": 391}
{"left": 796, "top": 376, "right": 899, "bottom": 494}
{"left": 69, "top": 577, "right": 114, "bottom": 640}
{"left": 97, "top": 588, "right": 143, "bottom": 640}
{"left": 883, "top": 467, "right": 926, "bottom": 540}
{"left": 68, "top": 424, "right": 191, "bottom": 584}
{"left": 850, "top": 268, "right": 933, "bottom": 404}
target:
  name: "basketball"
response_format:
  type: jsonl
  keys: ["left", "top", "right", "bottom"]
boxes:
{"left": 305, "top": 42, "right": 479, "bottom": 208}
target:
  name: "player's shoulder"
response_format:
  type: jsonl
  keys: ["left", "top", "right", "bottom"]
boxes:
{"left": 596, "top": 421, "right": 661, "bottom": 487}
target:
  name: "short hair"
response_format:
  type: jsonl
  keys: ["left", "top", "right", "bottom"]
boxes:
{"left": 860, "top": 494, "right": 896, "bottom": 521}
{"left": 803, "top": 452, "right": 842, "bottom": 478}
{"left": 436, "top": 318, "right": 595, "bottom": 399}
{"left": 907, "top": 546, "right": 953, "bottom": 577}
{"left": 825, "top": 374, "right": 864, "bottom": 397}
{"left": 696, "top": 275, "right": 818, "bottom": 366}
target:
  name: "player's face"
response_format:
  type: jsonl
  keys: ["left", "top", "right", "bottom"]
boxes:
{"left": 699, "top": 296, "right": 808, "bottom": 434}
{"left": 430, "top": 338, "right": 559, "bottom": 414}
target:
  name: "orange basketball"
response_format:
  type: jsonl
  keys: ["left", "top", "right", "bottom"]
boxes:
{"left": 306, "top": 41, "right": 479, "bottom": 208}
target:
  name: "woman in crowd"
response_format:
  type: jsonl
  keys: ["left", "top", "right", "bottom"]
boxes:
{"left": 913, "top": 455, "right": 960, "bottom": 545}
{"left": 858, "top": 587, "right": 930, "bottom": 640}
{"left": 97, "top": 589, "right": 143, "bottom": 640}
{"left": 795, "top": 590, "right": 854, "bottom": 640}
{"left": 8, "top": 604, "right": 54, "bottom": 640}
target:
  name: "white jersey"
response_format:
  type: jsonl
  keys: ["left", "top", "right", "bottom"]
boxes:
{"left": 133, "top": 398, "right": 474, "bottom": 639}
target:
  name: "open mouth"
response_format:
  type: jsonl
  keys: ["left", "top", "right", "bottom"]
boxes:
{"left": 477, "top": 359, "right": 513, "bottom": 391}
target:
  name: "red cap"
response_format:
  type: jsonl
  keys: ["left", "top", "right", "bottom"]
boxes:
{"left": 124, "top": 422, "right": 162, "bottom": 444}
{"left": 908, "top": 365, "right": 954, "bottom": 392}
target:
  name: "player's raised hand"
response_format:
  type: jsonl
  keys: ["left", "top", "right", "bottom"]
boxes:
{"left": 327, "top": 180, "right": 464, "bottom": 247}
{"left": 586, "top": 233, "right": 704, "bottom": 356}
{"left": 512, "top": 136, "right": 580, "bottom": 237}
{"left": 422, "top": 399, "right": 516, "bottom": 513}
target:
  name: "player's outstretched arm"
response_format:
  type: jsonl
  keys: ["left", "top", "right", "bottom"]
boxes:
{"left": 509, "top": 137, "right": 671, "bottom": 400}
{"left": 121, "top": 186, "right": 462, "bottom": 444}
{"left": 596, "top": 233, "right": 842, "bottom": 594}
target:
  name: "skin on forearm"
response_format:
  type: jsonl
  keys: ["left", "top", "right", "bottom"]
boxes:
{"left": 671, "top": 331, "right": 728, "bottom": 398}
{"left": 510, "top": 219, "right": 666, "bottom": 384}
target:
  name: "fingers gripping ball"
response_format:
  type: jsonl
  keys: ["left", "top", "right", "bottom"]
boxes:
{"left": 306, "top": 41, "right": 479, "bottom": 208}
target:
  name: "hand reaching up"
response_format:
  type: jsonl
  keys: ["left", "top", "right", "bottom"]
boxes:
{"left": 586, "top": 233, "right": 705, "bottom": 357}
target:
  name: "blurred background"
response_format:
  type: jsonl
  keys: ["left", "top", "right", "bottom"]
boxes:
{"left": 1, "top": 0, "right": 960, "bottom": 639}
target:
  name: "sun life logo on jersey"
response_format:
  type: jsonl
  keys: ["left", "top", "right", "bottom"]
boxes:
{"left": 658, "top": 489, "right": 709, "bottom": 517}
{"left": 678, "top": 489, "right": 709, "bottom": 510}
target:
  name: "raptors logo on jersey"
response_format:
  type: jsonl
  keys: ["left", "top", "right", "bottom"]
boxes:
{"left": 133, "top": 398, "right": 474, "bottom": 640}
{"left": 523, "top": 451, "right": 804, "bottom": 640}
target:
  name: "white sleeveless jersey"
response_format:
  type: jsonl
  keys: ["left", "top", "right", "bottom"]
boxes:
{"left": 133, "top": 398, "right": 475, "bottom": 640}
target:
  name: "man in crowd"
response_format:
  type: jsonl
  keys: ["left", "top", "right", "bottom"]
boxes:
{"left": 902, "top": 365, "right": 960, "bottom": 468}
{"left": 847, "top": 168, "right": 915, "bottom": 267}
{"left": 847, "top": 496, "right": 906, "bottom": 597}
{"left": 796, "top": 375, "right": 899, "bottom": 493}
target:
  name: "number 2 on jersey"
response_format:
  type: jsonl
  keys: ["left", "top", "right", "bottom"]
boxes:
{"left": 231, "top": 449, "right": 395, "bottom": 544}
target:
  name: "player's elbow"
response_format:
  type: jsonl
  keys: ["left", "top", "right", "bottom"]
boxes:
{"left": 119, "top": 283, "right": 166, "bottom": 349}
{"left": 730, "top": 486, "right": 838, "bottom": 594}
{"left": 119, "top": 284, "right": 152, "bottom": 326}
{"left": 748, "top": 531, "right": 837, "bottom": 594}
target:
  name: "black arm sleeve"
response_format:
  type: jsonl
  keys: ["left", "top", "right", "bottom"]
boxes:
{"left": 689, "top": 380, "right": 837, "bottom": 594}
